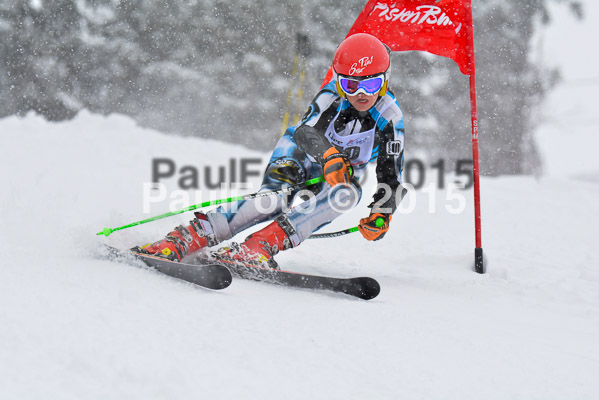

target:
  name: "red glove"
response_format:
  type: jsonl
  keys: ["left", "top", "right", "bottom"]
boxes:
{"left": 358, "top": 213, "right": 392, "bottom": 241}
{"left": 322, "top": 147, "right": 352, "bottom": 187}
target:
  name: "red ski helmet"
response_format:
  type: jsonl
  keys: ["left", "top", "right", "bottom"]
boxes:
{"left": 333, "top": 33, "right": 390, "bottom": 97}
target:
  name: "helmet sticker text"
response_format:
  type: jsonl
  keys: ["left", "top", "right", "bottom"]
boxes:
{"left": 373, "top": 3, "right": 462, "bottom": 33}
{"left": 349, "top": 56, "right": 374, "bottom": 75}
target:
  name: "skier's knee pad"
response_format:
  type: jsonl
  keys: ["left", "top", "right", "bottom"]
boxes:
{"left": 264, "top": 158, "right": 306, "bottom": 186}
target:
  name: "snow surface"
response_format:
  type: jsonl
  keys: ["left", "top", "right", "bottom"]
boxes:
{"left": 2, "top": 4, "right": 599, "bottom": 399}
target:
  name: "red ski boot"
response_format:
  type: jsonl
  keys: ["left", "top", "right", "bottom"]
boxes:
{"left": 134, "top": 212, "right": 217, "bottom": 262}
{"left": 213, "top": 217, "right": 296, "bottom": 269}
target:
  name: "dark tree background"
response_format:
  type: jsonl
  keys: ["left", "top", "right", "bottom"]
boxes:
{"left": 0, "top": 0, "right": 582, "bottom": 175}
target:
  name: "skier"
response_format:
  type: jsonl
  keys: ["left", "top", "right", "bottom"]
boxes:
{"left": 134, "top": 33, "right": 405, "bottom": 268}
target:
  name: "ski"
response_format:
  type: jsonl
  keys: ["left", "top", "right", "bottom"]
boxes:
{"left": 101, "top": 245, "right": 232, "bottom": 290}
{"left": 194, "top": 256, "right": 380, "bottom": 300}
{"left": 100, "top": 245, "right": 379, "bottom": 299}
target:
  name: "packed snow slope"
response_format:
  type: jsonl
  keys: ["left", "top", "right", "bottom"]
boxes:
{"left": 1, "top": 109, "right": 598, "bottom": 399}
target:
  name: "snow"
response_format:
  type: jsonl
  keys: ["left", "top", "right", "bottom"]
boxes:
{"left": 534, "top": 1, "right": 599, "bottom": 180}
{"left": 2, "top": 4, "right": 599, "bottom": 399}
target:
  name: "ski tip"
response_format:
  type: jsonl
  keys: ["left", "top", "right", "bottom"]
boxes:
{"left": 351, "top": 277, "right": 381, "bottom": 300}
{"left": 202, "top": 265, "right": 233, "bottom": 289}
{"left": 136, "top": 254, "right": 233, "bottom": 290}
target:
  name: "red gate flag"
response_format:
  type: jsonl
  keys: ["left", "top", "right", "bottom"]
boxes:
{"left": 320, "top": 0, "right": 484, "bottom": 273}
{"left": 322, "top": 0, "right": 475, "bottom": 84}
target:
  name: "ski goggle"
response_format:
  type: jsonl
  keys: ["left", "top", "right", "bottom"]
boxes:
{"left": 336, "top": 74, "right": 385, "bottom": 96}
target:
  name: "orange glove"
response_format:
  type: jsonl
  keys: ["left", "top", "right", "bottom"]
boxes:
{"left": 358, "top": 213, "right": 392, "bottom": 241}
{"left": 322, "top": 147, "right": 352, "bottom": 187}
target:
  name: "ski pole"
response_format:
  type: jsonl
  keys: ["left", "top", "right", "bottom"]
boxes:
{"left": 97, "top": 176, "right": 325, "bottom": 237}
{"left": 308, "top": 217, "right": 385, "bottom": 239}
{"left": 308, "top": 226, "right": 358, "bottom": 239}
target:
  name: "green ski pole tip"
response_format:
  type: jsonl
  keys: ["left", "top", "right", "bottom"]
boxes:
{"left": 98, "top": 228, "right": 113, "bottom": 236}
{"left": 375, "top": 217, "right": 385, "bottom": 227}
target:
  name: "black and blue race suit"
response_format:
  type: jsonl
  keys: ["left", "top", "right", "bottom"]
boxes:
{"left": 205, "top": 80, "right": 405, "bottom": 246}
